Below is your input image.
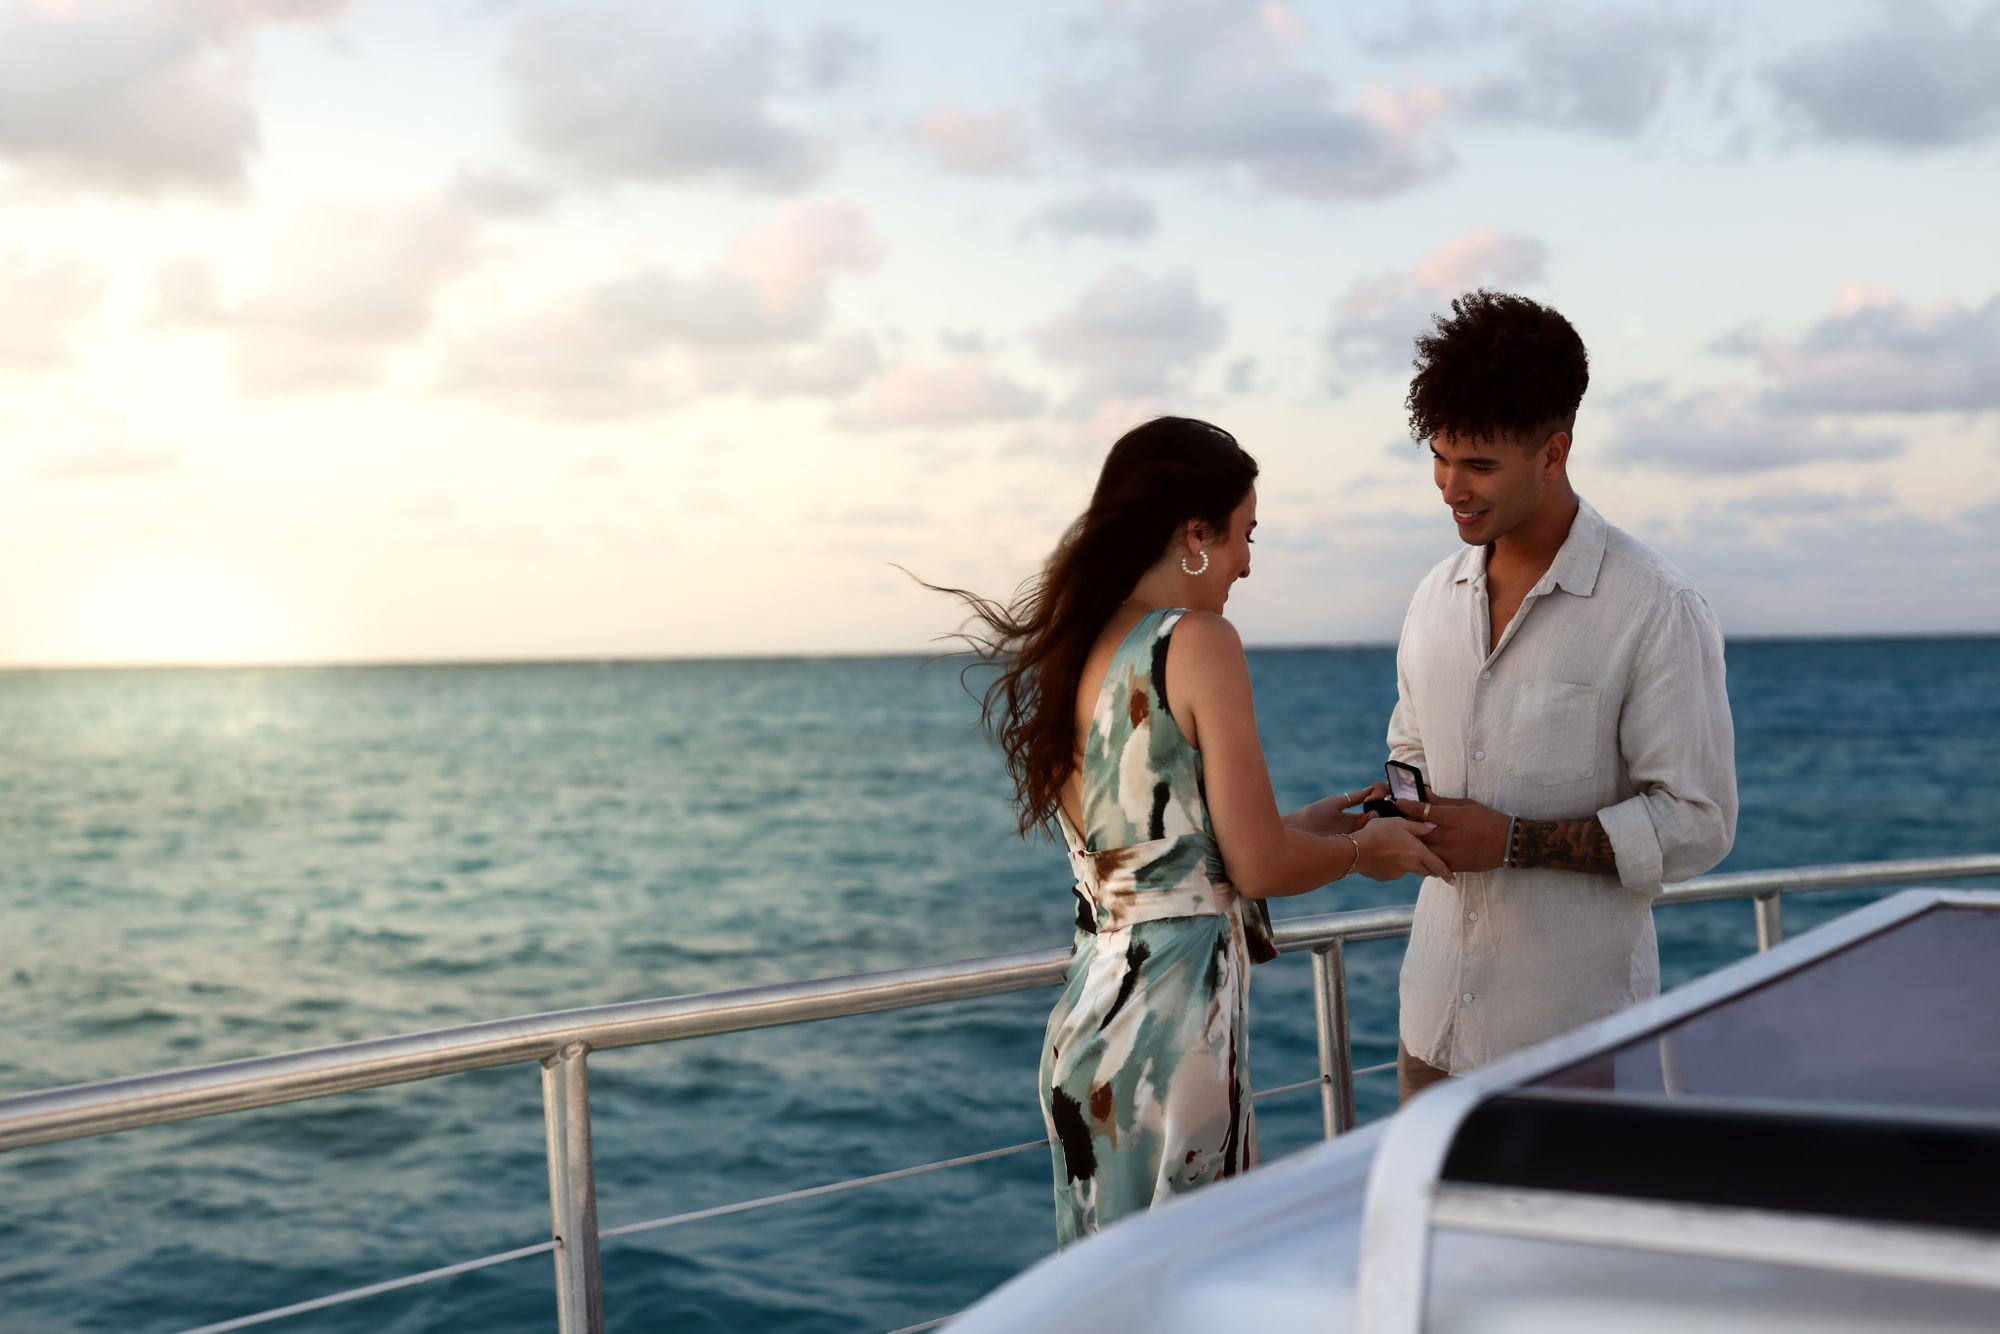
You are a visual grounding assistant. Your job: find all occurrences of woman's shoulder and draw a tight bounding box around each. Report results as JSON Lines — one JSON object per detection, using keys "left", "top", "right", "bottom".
{"left": 1163, "top": 609, "right": 1246, "bottom": 671}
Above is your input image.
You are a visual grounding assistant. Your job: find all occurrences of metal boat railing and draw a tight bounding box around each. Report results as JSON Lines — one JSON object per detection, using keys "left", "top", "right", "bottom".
{"left": 4, "top": 854, "right": 1998, "bottom": 1333}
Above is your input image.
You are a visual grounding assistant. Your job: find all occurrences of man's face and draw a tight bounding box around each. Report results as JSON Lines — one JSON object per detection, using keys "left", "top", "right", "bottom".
{"left": 1431, "top": 430, "right": 1555, "bottom": 547}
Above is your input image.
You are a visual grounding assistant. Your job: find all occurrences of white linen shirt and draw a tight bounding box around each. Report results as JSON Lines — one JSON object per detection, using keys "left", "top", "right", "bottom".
{"left": 1390, "top": 497, "right": 1737, "bottom": 1073}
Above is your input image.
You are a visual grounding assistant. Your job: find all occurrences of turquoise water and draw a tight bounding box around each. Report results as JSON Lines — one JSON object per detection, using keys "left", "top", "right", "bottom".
{"left": 3, "top": 638, "right": 1998, "bottom": 1332}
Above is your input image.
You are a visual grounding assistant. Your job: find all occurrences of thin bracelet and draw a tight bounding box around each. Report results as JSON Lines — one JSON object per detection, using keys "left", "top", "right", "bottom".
{"left": 1502, "top": 815, "right": 1520, "bottom": 868}
{"left": 1337, "top": 832, "right": 1362, "bottom": 879}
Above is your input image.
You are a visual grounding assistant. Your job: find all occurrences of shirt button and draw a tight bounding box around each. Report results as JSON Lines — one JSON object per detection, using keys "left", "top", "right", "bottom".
{"left": 1461, "top": 993, "right": 1474, "bottom": 1003}
{"left": 1468, "top": 910, "right": 1478, "bottom": 921}
{"left": 1474, "top": 750, "right": 1485, "bottom": 761}
{"left": 1482, "top": 671, "right": 1492, "bottom": 680}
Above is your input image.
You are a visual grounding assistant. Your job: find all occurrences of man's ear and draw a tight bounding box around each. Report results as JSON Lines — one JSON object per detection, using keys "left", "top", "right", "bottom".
{"left": 1541, "top": 430, "right": 1572, "bottom": 477}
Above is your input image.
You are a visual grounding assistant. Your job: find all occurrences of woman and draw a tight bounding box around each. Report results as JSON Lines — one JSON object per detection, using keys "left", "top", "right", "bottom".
{"left": 940, "top": 417, "right": 1451, "bottom": 1245}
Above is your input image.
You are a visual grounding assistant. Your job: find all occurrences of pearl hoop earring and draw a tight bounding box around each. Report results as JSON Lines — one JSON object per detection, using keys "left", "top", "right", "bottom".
{"left": 1181, "top": 549, "right": 1210, "bottom": 576}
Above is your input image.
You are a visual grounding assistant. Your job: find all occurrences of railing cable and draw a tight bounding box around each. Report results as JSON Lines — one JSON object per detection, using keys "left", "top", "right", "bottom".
{"left": 164, "top": 1073, "right": 1373, "bottom": 1333}
{"left": 602, "top": 1139, "right": 1045, "bottom": 1240}
{"left": 175, "top": 1240, "right": 557, "bottom": 1334}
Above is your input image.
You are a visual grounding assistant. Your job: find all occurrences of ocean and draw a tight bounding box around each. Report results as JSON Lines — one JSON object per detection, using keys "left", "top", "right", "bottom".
{"left": 3, "top": 637, "right": 1998, "bottom": 1332}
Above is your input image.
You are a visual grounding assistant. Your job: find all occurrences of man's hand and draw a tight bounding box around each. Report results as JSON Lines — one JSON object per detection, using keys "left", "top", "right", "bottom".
{"left": 1395, "top": 795, "right": 1508, "bottom": 873}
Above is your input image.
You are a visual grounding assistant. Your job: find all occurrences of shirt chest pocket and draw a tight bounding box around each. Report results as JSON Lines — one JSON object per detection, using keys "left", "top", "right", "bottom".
{"left": 1504, "top": 681, "right": 1601, "bottom": 787}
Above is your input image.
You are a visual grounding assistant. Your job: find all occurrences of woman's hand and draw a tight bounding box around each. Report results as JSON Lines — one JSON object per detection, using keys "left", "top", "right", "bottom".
{"left": 1327, "top": 781, "right": 1389, "bottom": 836}
{"left": 1291, "top": 782, "right": 1389, "bottom": 836}
{"left": 1352, "top": 816, "right": 1455, "bottom": 884}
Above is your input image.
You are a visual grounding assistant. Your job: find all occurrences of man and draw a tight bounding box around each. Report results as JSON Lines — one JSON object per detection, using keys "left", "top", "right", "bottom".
{"left": 1387, "top": 290, "right": 1737, "bottom": 1100}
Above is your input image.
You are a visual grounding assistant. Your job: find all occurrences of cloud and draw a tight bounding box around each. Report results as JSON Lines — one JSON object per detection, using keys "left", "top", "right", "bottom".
{"left": 1356, "top": 2, "right": 1468, "bottom": 58}
{"left": 34, "top": 436, "right": 186, "bottom": 482}
{"left": 0, "top": 253, "right": 108, "bottom": 368}
{"left": 915, "top": 108, "right": 1031, "bottom": 176}
{"left": 437, "top": 304, "right": 676, "bottom": 419}
{"left": 799, "top": 25, "right": 880, "bottom": 93}
{"left": 445, "top": 167, "right": 556, "bottom": 218}
{"left": 1719, "top": 483, "right": 1895, "bottom": 519}
{"left": 437, "top": 199, "right": 881, "bottom": 417}
{"left": 0, "top": 0, "right": 352, "bottom": 195}
{"left": 224, "top": 200, "right": 479, "bottom": 394}
{"left": 1747, "top": 286, "right": 2000, "bottom": 414}
{"left": 1024, "top": 187, "right": 1158, "bottom": 242}
{"left": 394, "top": 490, "right": 458, "bottom": 522}
{"left": 149, "top": 256, "right": 224, "bottom": 326}
{"left": 1769, "top": 3, "right": 2000, "bottom": 148}
{"left": 1327, "top": 229, "right": 1549, "bottom": 375}
{"left": 1460, "top": 4, "right": 1710, "bottom": 136}
{"left": 504, "top": 1, "right": 829, "bottom": 191}
{"left": 1644, "top": 499, "right": 2000, "bottom": 636}
{"left": 691, "top": 198, "right": 882, "bottom": 341}
{"left": 803, "top": 504, "right": 927, "bottom": 527}
{"left": 1043, "top": 0, "right": 1449, "bottom": 199}
{"left": 1034, "top": 267, "right": 1227, "bottom": 404}
{"left": 1602, "top": 388, "right": 1904, "bottom": 474}
{"left": 838, "top": 357, "right": 1046, "bottom": 430}
{"left": 695, "top": 332, "right": 883, "bottom": 399}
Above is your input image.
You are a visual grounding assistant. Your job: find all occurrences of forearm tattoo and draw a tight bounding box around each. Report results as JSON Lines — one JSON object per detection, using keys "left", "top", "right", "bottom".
{"left": 1514, "top": 817, "right": 1618, "bottom": 875}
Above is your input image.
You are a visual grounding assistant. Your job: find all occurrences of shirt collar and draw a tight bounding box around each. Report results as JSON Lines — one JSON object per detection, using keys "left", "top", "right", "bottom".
{"left": 1451, "top": 496, "right": 1607, "bottom": 597}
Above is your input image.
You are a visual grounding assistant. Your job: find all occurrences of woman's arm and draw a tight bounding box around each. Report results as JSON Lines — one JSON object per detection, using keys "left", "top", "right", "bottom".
{"left": 1169, "top": 614, "right": 1451, "bottom": 898}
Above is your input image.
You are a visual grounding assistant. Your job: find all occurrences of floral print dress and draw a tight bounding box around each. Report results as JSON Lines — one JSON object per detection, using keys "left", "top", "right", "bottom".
{"left": 1042, "top": 607, "right": 1277, "bottom": 1246}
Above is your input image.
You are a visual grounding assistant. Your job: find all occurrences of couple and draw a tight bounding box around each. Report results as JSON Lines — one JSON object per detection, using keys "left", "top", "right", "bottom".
{"left": 944, "top": 291, "right": 1738, "bottom": 1245}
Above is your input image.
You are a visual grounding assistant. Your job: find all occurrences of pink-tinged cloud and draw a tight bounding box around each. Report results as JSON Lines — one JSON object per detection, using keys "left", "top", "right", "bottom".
{"left": 0, "top": 252, "right": 107, "bottom": 367}
{"left": 843, "top": 358, "right": 1045, "bottom": 429}
{"left": 1328, "top": 230, "right": 1549, "bottom": 377}
{"left": 1412, "top": 229, "right": 1547, "bottom": 292}
{"left": 725, "top": 199, "right": 882, "bottom": 319}
{"left": 915, "top": 108, "right": 1030, "bottom": 175}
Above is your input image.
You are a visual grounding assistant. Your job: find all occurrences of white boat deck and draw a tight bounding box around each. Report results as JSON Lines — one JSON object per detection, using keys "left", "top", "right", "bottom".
{"left": 952, "top": 888, "right": 2000, "bottom": 1333}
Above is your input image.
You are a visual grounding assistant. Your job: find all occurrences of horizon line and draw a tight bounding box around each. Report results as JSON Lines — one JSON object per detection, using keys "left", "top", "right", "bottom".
{"left": 4, "top": 627, "right": 1997, "bottom": 674}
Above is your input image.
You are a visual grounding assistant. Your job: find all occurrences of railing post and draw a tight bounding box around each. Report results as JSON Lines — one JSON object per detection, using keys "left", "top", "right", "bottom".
{"left": 1754, "top": 891, "right": 1783, "bottom": 952}
{"left": 1311, "top": 942, "right": 1357, "bottom": 1137}
{"left": 542, "top": 1043, "right": 605, "bottom": 1334}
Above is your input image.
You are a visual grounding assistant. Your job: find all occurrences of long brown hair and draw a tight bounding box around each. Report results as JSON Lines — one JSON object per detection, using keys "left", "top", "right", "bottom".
{"left": 931, "top": 417, "right": 1258, "bottom": 838}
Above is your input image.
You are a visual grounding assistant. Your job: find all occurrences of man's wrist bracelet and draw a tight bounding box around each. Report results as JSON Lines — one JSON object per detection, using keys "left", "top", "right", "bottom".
{"left": 1503, "top": 815, "right": 1520, "bottom": 868}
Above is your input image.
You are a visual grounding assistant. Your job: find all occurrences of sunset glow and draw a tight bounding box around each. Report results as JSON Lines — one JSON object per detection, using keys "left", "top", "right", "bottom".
{"left": 68, "top": 559, "right": 290, "bottom": 667}
{"left": 0, "top": 1, "right": 1995, "bottom": 667}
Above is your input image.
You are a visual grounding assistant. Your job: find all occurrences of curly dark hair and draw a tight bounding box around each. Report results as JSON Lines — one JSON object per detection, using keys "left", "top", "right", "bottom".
{"left": 1405, "top": 289, "right": 1589, "bottom": 444}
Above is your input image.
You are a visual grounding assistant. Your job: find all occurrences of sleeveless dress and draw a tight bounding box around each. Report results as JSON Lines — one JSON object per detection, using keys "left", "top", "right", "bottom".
{"left": 1041, "top": 607, "right": 1277, "bottom": 1246}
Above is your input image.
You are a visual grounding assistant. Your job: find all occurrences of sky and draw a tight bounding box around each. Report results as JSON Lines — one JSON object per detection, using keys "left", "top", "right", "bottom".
{"left": 2, "top": 0, "right": 1997, "bottom": 667}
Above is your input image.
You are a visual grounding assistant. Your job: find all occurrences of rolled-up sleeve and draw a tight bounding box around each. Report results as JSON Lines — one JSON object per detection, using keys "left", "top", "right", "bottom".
{"left": 1596, "top": 589, "right": 1738, "bottom": 894}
